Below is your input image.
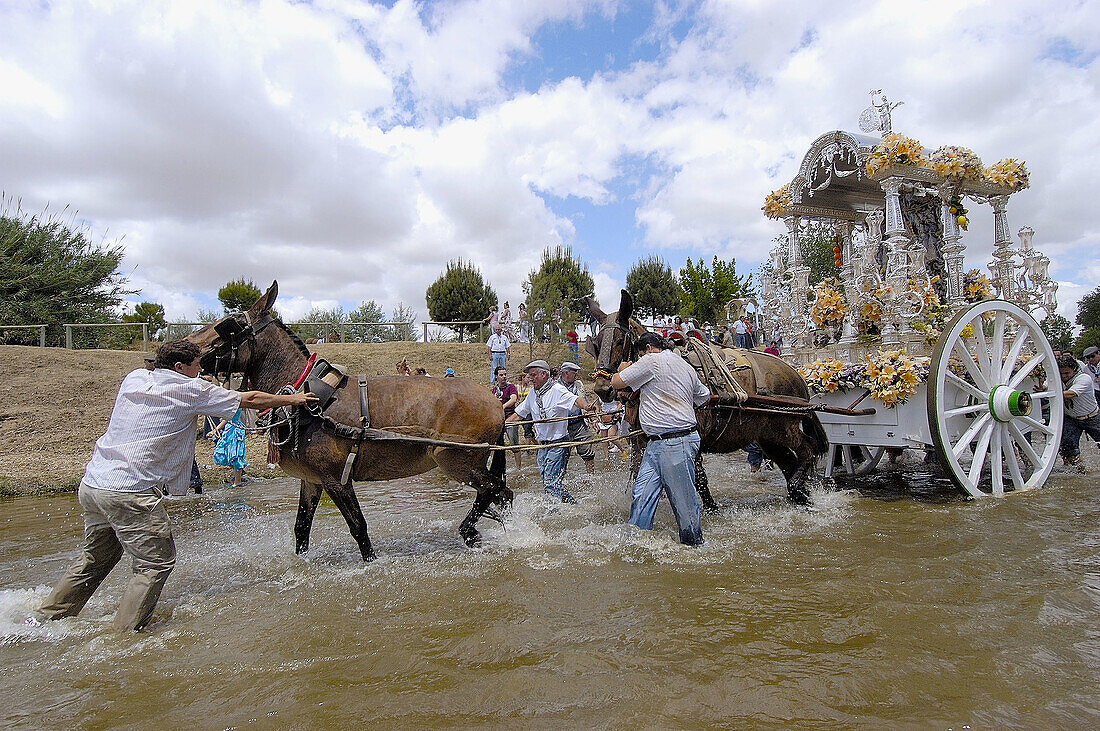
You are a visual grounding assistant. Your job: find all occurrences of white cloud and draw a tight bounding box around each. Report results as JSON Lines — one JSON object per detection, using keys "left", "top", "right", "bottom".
{"left": 0, "top": 0, "right": 1097, "bottom": 330}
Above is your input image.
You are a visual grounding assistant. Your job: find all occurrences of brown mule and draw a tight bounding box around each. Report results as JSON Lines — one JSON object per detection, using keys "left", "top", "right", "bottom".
{"left": 584, "top": 290, "right": 827, "bottom": 505}
{"left": 187, "top": 282, "right": 510, "bottom": 560}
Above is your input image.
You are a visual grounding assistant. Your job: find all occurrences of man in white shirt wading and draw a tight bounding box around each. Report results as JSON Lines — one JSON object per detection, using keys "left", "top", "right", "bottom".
{"left": 559, "top": 361, "right": 596, "bottom": 474}
{"left": 1058, "top": 353, "right": 1100, "bottom": 467}
{"left": 38, "top": 340, "right": 314, "bottom": 632}
{"left": 508, "top": 360, "right": 594, "bottom": 503}
{"left": 611, "top": 332, "right": 711, "bottom": 545}
{"left": 486, "top": 324, "right": 511, "bottom": 384}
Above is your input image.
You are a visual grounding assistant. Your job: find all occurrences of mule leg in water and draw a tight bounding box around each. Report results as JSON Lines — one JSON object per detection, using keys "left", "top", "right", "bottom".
{"left": 324, "top": 483, "right": 376, "bottom": 561}
{"left": 694, "top": 452, "right": 719, "bottom": 513}
{"left": 294, "top": 481, "right": 323, "bottom": 555}
{"left": 759, "top": 430, "right": 816, "bottom": 505}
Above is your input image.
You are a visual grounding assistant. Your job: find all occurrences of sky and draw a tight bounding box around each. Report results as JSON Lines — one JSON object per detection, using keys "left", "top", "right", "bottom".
{"left": 2, "top": 0, "right": 1098, "bottom": 328}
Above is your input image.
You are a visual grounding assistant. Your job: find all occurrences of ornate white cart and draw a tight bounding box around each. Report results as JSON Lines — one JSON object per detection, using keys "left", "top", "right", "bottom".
{"left": 759, "top": 93, "right": 1063, "bottom": 497}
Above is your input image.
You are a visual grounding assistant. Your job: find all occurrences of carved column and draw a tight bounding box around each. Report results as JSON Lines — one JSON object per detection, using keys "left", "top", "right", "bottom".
{"left": 988, "top": 195, "right": 1016, "bottom": 301}
{"left": 880, "top": 178, "right": 911, "bottom": 344}
{"left": 938, "top": 185, "right": 967, "bottom": 311}
{"left": 838, "top": 221, "right": 858, "bottom": 347}
{"left": 785, "top": 215, "right": 810, "bottom": 349}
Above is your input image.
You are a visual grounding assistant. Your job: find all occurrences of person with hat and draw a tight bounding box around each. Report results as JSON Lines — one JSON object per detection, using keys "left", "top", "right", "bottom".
{"left": 611, "top": 331, "right": 710, "bottom": 545}
{"left": 1058, "top": 352, "right": 1100, "bottom": 467}
{"left": 508, "top": 359, "right": 594, "bottom": 503}
{"left": 444, "top": 367, "right": 456, "bottom": 378}
{"left": 558, "top": 362, "right": 596, "bottom": 474}
{"left": 1083, "top": 345, "right": 1100, "bottom": 403}
{"left": 37, "top": 339, "right": 316, "bottom": 632}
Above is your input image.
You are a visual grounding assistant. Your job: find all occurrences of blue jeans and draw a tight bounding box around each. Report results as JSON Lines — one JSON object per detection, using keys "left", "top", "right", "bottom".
{"left": 536, "top": 443, "right": 575, "bottom": 503}
{"left": 569, "top": 342, "right": 579, "bottom": 363}
{"left": 1060, "top": 411, "right": 1100, "bottom": 459}
{"left": 628, "top": 432, "right": 703, "bottom": 545}
{"left": 746, "top": 441, "right": 763, "bottom": 468}
{"left": 490, "top": 352, "right": 507, "bottom": 383}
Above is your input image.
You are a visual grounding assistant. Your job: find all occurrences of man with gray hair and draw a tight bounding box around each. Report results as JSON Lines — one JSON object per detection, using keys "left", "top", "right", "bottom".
{"left": 508, "top": 359, "right": 594, "bottom": 503}
{"left": 1058, "top": 352, "right": 1100, "bottom": 468}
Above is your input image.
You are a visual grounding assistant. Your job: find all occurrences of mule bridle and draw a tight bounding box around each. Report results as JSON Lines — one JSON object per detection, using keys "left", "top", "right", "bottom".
{"left": 592, "top": 320, "right": 635, "bottom": 381}
{"left": 209, "top": 311, "right": 276, "bottom": 388}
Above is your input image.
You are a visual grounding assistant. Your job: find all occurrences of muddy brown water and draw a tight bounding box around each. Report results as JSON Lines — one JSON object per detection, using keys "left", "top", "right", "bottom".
{"left": 2, "top": 448, "right": 1098, "bottom": 729}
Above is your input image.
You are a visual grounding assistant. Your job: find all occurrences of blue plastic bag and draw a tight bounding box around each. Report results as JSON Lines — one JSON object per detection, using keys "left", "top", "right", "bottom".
{"left": 212, "top": 410, "right": 248, "bottom": 471}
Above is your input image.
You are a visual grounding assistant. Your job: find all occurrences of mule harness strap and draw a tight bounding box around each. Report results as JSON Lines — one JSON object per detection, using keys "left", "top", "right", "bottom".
{"left": 591, "top": 319, "right": 636, "bottom": 381}
{"left": 339, "top": 375, "right": 370, "bottom": 485}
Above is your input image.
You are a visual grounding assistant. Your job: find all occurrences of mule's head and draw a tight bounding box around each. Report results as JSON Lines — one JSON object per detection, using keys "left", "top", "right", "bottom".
{"left": 187, "top": 281, "right": 279, "bottom": 379}
{"left": 587, "top": 289, "right": 644, "bottom": 402}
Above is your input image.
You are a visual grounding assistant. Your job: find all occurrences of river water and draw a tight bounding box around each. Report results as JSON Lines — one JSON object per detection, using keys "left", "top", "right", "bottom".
{"left": 2, "top": 448, "right": 1098, "bottom": 729}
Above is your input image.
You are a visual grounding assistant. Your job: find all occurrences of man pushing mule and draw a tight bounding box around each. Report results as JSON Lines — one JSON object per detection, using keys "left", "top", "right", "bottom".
{"left": 37, "top": 339, "right": 314, "bottom": 632}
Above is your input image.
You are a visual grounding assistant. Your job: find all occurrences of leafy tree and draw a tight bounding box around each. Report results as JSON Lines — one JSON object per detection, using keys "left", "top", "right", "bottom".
{"left": 523, "top": 245, "right": 594, "bottom": 326}
{"left": 389, "top": 302, "right": 418, "bottom": 342}
{"left": 1039, "top": 314, "right": 1074, "bottom": 351}
{"left": 1076, "top": 284, "right": 1100, "bottom": 331}
{"left": 425, "top": 259, "right": 496, "bottom": 341}
{"left": 196, "top": 308, "right": 221, "bottom": 324}
{"left": 1074, "top": 326, "right": 1100, "bottom": 355}
{"left": 799, "top": 221, "right": 843, "bottom": 286}
{"left": 626, "top": 255, "right": 681, "bottom": 322}
{"left": 298, "top": 305, "right": 346, "bottom": 341}
{"left": 346, "top": 300, "right": 385, "bottom": 342}
{"left": 123, "top": 301, "right": 167, "bottom": 339}
{"left": 679, "top": 255, "right": 752, "bottom": 324}
{"left": 218, "top": 277, "right": 262, "bottom": 313}
{"left": 0, "top": 210, "right": 129, "bottom": 346}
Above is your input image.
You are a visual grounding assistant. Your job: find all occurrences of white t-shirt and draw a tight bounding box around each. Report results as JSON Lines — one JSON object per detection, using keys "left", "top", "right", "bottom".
{"left": 733, "top": 320, "right": 747, "bottom": 335}
{"left": 514, "top": 382, "right": 578, "bottom": 442}
{"left": 83, "top": 368, "right": 242, "bottom": 495}
{"left": 1063, "top": 370, "right": 1099, "bottom": 419}
{"left": 618, "top": 350, "right": 710, "bottom": 435}
{"left": 486, "top": 333, "right": 510, "bottom": 353}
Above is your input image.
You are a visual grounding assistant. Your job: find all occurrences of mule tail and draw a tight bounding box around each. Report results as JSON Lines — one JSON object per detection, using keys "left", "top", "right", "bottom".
{"left": 802, "top": 412, "right": 829, "bottom": 456}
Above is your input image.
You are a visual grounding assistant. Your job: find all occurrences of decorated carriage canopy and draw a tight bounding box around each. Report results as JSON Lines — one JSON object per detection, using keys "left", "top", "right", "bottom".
{"left": 758, "top": 93, "right": 1057, "bottom": 354}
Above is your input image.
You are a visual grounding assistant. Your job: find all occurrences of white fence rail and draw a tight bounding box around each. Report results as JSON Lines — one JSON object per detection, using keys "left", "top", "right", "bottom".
{"left": 0, "top": 324, "right": 47, "bottom": 347}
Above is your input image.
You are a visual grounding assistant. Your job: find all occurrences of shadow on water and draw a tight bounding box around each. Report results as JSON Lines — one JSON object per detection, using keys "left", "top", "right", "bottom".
{"left": 829, "top": 456, "right": 971, "bottom": 504}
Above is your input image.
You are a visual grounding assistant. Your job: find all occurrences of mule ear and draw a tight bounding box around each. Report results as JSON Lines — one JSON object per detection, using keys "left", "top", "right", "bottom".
{"left": 584, "top": 295, "right": 607, "bottom": 326}
{"left": 584, "top": 335, "right": 598, "bottom": 359}
{"left": 250, "top": 280, "right": 278, "bottom": 317}
{"left": 617, "top": 289, "right": 634, "bottom": 325}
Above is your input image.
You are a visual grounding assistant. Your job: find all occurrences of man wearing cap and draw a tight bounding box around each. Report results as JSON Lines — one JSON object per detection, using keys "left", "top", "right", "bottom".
{"left": 37, "top": 339, "right": 316, "bottom": 632}
{"left": 508, "top": 360, "right": 594, "bottom": 503}
{"left": 559, "top": 362, "right": 596, "bottom": 474}
{"left": 1083, "top": 345, "right": 1100, "bottom": 403}
{"left": 1058, "top": 352, "right": 1100, "bottom": 468}
{"left": 611, "top": 332, "right": 710, "bottom": 545}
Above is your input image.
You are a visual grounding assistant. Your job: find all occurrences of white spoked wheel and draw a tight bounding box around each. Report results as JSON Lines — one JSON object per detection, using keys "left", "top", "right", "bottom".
{"left": 824, "top": 445, "right": 886, "bottom": 477}
{"left": 928, "top": 300, "right": 1064, "bottom": 497}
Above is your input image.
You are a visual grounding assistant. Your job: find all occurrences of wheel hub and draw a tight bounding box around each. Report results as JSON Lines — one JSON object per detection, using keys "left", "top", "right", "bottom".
{"left": 988, "top": 385, "right": 1032, "bottom": 422}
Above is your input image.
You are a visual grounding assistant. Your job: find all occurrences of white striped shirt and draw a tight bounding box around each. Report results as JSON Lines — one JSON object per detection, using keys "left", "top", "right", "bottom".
{"left": 83, "top": 368, "right": 241, "bottom": 495}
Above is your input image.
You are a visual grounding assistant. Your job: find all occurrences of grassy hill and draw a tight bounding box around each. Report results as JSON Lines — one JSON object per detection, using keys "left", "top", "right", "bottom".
{"left": 0, "top": 341, "right": 592, "bottom": 496}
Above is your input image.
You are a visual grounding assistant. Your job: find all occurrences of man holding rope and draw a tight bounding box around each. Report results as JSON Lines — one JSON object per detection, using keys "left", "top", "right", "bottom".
{"left": 38, "top": 339, "right": 315, "bottom": 632}
{"left": 508, "top": 359, "right": 595, "bottom": 503}
{"left": 611, "top": 332, "right": 710, "bottom": 545}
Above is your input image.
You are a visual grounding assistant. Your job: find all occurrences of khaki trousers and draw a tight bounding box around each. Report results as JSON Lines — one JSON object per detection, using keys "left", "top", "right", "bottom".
{"left": 39, "top": 483, "right": 176, "bottom": 632}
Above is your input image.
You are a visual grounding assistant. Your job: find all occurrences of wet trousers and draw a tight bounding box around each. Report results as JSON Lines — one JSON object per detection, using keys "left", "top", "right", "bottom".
{"left": 39, "top": 482, "right": 176, "bottom": 632}
{"left": 628, "top": 432, "right": 703, "bottom": 545}
{"left": 536, "top": 442, "right": 576, "bottom": 503}
{"left": 1060, "top": 411, "right": 1100, "bottom": 459}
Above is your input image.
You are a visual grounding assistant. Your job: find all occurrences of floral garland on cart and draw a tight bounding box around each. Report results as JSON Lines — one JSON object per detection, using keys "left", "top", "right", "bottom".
{"left": 800, "top": 349, "right": 931, "bottom": 407}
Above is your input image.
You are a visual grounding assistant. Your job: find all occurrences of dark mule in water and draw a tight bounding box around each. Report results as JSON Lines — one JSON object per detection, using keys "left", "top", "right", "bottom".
{"left": 584, "top": 290, "right": 828, "bottom": 504}
{"left": 187, "top": 282, "right": 510, "bottom": 559}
